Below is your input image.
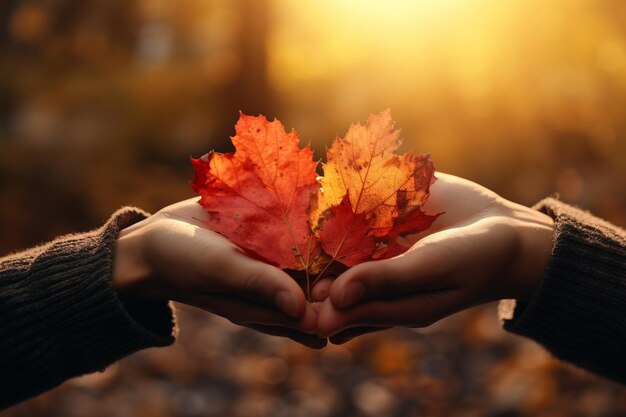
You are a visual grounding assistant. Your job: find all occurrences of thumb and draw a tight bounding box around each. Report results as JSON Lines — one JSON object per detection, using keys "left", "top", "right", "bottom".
{"left": 211, "top": 247, "right": 308, "bottom": 319}
{"left": 329, "top": 243, "right": 453, "bottom": 310}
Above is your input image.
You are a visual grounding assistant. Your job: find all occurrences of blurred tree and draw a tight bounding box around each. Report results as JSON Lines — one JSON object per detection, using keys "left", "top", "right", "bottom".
{"left": 211, "top": 0, "right": 275, "bottom": 149}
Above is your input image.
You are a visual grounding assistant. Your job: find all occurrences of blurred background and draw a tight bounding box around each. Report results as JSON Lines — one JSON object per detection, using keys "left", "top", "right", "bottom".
{"left": 2, "top": 0, "right": 625, "bottom": 416}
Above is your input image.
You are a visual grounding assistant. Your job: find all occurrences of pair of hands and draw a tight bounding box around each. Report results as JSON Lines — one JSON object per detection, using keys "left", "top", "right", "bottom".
{"left": 113, "top": 173, "right": 554, "bottom": 348}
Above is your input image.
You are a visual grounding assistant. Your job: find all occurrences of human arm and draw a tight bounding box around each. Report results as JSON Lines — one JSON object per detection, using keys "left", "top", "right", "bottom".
{"left": 0, "top": 207, "right": 173, "bottom": 409}
{"left": 315, "top": 173, "right": 626, "bottom": 383}
{"left": 1, "top": 198, "right": 322, "bottom": 409}
{"left": 498, "top": 197, "right": 626, "bottom": 383}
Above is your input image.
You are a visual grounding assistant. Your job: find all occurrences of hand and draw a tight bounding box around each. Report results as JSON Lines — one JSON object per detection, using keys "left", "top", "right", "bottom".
{"left": 313, "top": 173, "right": 554, "bottom": 344}
{"left": 112, "top": 198, "right": 326, "bottom": 348}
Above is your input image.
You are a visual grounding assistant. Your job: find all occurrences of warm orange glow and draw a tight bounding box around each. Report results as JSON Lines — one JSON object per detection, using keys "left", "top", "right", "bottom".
{"left": 266, "top": 0, "right": 626, "bottom": 218}
{"left": 2, "top": 1, "right": 626, "bottom": 416}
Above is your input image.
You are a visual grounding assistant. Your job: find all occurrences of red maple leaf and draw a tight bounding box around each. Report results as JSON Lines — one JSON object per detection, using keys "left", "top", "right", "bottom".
{"left": 191, "top": 113, "right": 322, "bottom": 275}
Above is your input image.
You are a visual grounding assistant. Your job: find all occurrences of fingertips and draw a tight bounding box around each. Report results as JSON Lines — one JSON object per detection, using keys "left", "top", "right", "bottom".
{"left": 309, "top": 301, "right": 324, "bottom": 314}
{"left": 255, "top": 265, "right": 307, "bottom": 318}
{"left": 296, "top": 303, "right": 319, "bottom": 334}
{"left": 227, "top": 254, "right": 307, "bottom": 318}
{"left": 329, "top": 263, "right": 375, "bottom": 310}
{"left": 315, "top": 299, "right": 349, "bottom": 338}
{"left": 270, "top": 279, "right": 306, "bottom": 319}
{"left": 275, "top": 290, "right": 302, "bottom": 318}
{"left": 337, "top": 281, "right": 365, "bottom": 309}
{"left": 311, "top": 278, "right": 333, "bottom": 301}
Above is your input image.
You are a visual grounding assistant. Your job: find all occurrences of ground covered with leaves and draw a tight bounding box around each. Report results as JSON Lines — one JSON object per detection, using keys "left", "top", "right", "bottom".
{"left": 8, "top": 303, "right": 626, "bottom": 417}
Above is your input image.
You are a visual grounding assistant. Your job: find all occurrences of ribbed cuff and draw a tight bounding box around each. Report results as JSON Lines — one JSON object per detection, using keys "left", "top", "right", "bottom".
{"left": 499, "top": 198, "right": 626, "bottom": 384}
{"left": 0, "top": 208, "right": 176, "bottom": 409}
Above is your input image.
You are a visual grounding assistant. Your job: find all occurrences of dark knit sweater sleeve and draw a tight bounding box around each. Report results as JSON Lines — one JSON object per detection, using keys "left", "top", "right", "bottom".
{"left": 0, "top": 208, "right": 176, "bottom": 409}
{"left": 499, "top": 198, "right": 626, "bottom": 384}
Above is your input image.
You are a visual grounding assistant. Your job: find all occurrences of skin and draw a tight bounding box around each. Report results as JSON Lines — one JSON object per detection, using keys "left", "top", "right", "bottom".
{"left": 112, "top": 198, "right": 327, "bottom": 349}
{"left": 112, "top": 173, "right": 554, "bottom": 348}
{"left": 312, "top": 172, "right": 555, "bottom": 344}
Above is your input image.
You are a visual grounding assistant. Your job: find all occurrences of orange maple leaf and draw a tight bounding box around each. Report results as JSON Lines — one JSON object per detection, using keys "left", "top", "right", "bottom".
{"left": 311, "top": 110, "right": 440, "bottom": 268}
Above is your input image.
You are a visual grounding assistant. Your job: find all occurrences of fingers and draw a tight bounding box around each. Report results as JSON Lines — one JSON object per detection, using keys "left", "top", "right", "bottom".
{"left": 317, "top": 289, "right": 465, "bottom": 337}
{"left": 146, "top": 210, "right": 309, "bottom": 319}
{"left": 179, "top": 293, "right": 317, "bottom": 333}
{"left": 311, "top": 278, "right": 333, "bottom": 301}
{"left": 180, "top": 292, "right": 326, "bottom": 348}
{"left": 328, "top": 242, "right": 454, "bottom": 310}
{"left": 247, "top": 324, "right": 327, "bottom": 349}
{"left": 205, "top": 245, "right": 308, "bottom": 319}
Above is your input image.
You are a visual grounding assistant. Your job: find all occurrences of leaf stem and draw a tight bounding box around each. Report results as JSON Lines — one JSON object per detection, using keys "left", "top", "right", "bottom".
{"left": 305, "top": 267, "right": 311, "bottom": 301}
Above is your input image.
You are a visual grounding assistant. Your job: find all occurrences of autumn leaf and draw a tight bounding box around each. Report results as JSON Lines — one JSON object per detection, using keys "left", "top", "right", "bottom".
{"left": 191, "top": 113, "right": 322, "bottom": 273}
{"left": 311, "top": 110, "right": 440, "bottom": 267}
{"left": 316, "top": 194, "right": 377, "bottom": 267}
{"left": 191, "top": 111, "right": 440, "bottom": 298}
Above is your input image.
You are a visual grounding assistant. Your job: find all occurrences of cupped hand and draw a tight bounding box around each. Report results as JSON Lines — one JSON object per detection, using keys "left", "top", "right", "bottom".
{"left": 313, "top": 173, "right": 554, "bottom": 344}
{"left": 112, "top": 198, "right": 326, "bottom": 348}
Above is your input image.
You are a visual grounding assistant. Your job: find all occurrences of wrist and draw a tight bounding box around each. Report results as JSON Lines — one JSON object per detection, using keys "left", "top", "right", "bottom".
{"left": 510, "top": 204, "right": 555, "bottom": 301}
{"left": 112, "top": 220, "right": 154, "bottom": 298}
